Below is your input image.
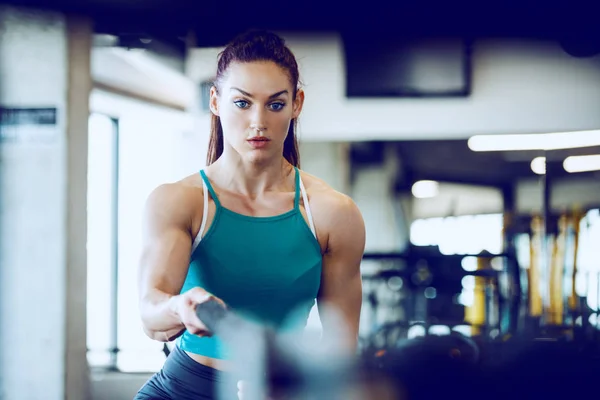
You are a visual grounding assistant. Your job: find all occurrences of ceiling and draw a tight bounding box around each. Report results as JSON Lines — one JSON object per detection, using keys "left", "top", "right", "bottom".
{"left": 6, "top": 0, "right": 600, "bottom": 191}
{"left": 7, "top": 0, "right": 600, "bottom": 55}
{"left": 350, "top": 140, "right": 600, "bottom": 190}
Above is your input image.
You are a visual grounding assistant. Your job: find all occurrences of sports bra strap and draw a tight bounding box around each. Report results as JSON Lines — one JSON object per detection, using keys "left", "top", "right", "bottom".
{"left": 199, "top": 170, "right": 221, "bottom": 208}
{"left": 293, "top": 167, "right": 301, "bottom": 210}
{"left": 299, "top": 174, "right": 317, "bottom": 238}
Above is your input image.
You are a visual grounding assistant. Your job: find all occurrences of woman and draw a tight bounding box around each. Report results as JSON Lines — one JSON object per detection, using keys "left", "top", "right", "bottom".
{"left": 135, "top": 29, "right": 366, "bottom": 400}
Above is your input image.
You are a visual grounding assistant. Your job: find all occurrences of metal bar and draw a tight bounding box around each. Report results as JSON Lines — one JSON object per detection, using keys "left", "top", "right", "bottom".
{"left": 597, "top": 272, "right": 600, "bottom": 337}
{"left": 110, "top": 117, "right": 120, "bottom": 370}
{"left": 540, "top": 151, "right": 552, "bottom": 328}
{"left": 502, "top": 183, "right": 521, "bottom": 336}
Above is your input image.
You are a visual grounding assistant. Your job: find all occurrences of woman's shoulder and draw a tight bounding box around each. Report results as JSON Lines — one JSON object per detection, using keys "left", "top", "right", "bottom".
{"left": 299, "top": 169, "right": 362, "bottom": 220}
{"left": 145, "top": 173, "right": 204, "bottom": 217}
{"left": 299, "top": 169, "right": 365, "bottom": 249}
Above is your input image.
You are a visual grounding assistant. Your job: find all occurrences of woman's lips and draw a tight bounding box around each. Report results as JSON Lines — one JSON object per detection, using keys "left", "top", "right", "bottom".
{"left": 247, "top": 137, "right": 270, "bottom": 149}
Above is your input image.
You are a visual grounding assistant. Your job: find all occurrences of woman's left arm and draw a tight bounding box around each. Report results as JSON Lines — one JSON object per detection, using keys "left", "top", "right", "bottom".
{"left": 317, "top": 195, "right": 366, "bottom": 353}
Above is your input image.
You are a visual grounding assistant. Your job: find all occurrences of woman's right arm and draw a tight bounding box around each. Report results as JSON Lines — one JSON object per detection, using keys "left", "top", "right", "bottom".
{"left": 137, "top": 183, "right": 218, "bottom": 342}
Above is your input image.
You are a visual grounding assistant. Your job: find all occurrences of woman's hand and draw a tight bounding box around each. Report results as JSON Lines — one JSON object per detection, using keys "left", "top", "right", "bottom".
{"left": 174, "top": 287, "right": 227, "bottom": 337}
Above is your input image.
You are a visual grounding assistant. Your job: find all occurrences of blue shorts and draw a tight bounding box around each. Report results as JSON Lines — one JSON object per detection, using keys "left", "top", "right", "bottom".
{"left": 133, "top": 345, "right": 237, "bottom": 400}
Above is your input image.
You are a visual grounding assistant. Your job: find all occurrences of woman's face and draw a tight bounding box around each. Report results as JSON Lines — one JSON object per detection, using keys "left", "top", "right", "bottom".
{"left": 210, "top": 61, "right": 304, "bottom": 165}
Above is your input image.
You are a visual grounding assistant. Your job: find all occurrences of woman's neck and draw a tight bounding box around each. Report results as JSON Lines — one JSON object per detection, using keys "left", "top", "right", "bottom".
{"left": 210, "top": 152, "right": 294, "bottom": 198}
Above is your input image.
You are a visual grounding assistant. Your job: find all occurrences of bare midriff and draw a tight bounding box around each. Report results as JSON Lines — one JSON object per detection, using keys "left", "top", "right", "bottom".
{"left": 184, "top": 351, "right": 232, "bottom": 371}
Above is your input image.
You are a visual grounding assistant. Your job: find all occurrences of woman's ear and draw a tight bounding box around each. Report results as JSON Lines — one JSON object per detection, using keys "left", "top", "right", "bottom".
{"left": 209, "top": 86, "right": 219, "bottom": 116}
{"left": 292, "top": 88, "right": 305, "bottom": 119}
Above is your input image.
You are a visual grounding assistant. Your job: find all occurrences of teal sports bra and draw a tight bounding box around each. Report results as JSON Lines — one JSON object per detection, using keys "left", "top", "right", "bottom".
{"left": 176, "top": 167, "right": 323, "bottom": 359}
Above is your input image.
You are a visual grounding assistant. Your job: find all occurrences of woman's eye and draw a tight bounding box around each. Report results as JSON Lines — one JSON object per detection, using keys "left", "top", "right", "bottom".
{"left": 234, "top": 100, "right": 249, "bottom": 109}
{"left": 269, "top": 102, "right": 285, "bottom": 111}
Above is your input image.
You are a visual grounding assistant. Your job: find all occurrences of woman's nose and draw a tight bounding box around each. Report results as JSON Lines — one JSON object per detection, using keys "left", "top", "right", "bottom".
{"left": 249, "top": 109, "right": 267, "bottom": 132}
{"left": 250, "top": 124, "right": 266, "bottom": 132}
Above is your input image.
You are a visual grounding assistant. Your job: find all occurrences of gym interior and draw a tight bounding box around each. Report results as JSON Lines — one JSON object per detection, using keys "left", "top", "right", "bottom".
{"left": 1, "top": 2, "right": 599, "bottom": 399}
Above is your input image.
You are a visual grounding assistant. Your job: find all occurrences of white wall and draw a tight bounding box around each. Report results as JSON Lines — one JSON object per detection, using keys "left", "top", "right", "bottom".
{"left": 186, "top": 34, "right": 600, "bottom": 142}
{"left": 0, "top": 9, "right": 67, "bottom": 398}
{"left": 298, "top": 141, "right": 350, "bottom": 194}
{"left": 0, "top": 6, "right": 91, "bottom": 400}
{"left": 91, "top": 47, "right": 196, "bottom": 111}
{"left": 351, "top": 146, "right": 410, "bottom": 253}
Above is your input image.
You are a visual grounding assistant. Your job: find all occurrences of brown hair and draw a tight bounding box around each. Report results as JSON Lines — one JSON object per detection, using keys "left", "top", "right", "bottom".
{"left": 206, "top": 30, "right": 301, "bottom": 167}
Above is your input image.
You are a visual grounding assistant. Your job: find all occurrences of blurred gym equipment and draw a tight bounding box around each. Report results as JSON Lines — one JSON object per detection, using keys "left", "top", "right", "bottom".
{"left": 195, "top": 298, "right": 485, "bottom": 400}
{"left": 196, "top": 296, "right": 598, "bottom": 400}
{"left": 195, "top": 299, "right": 364, "bottom": 400}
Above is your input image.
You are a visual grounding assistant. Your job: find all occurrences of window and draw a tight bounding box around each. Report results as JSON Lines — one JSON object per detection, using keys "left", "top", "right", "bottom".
{"left": 410, "top": 213, "right": 504, "bottom": 256}
{"left": 87, "top": 90, "right": 199, "bottom": 372}
{"left": 86, "top": 113, "right": 119, "bottom": 368}
{"left": 115, "top": 109, "right": 186, "bottom": 372}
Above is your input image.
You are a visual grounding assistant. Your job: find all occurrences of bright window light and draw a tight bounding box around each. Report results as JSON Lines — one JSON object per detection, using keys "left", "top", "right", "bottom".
{"left": 468, "top": 130, "right": 600, "bottom": 152}
{"left": 563, "top": 154, "right": 600, "bottom": 173}
{"left": 530, "top": 156, "right": 546, "bottom": 175}
{"left": 411, "top": 180, "right": 439, "bottom": 198}
{"left": 410, "top": 214, "right": 503, "bottom": 255}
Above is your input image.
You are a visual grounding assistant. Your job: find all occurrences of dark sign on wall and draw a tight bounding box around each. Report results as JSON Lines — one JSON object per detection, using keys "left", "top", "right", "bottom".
{"left": 0, "top": 107, "right": 58, "bottom": 143}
